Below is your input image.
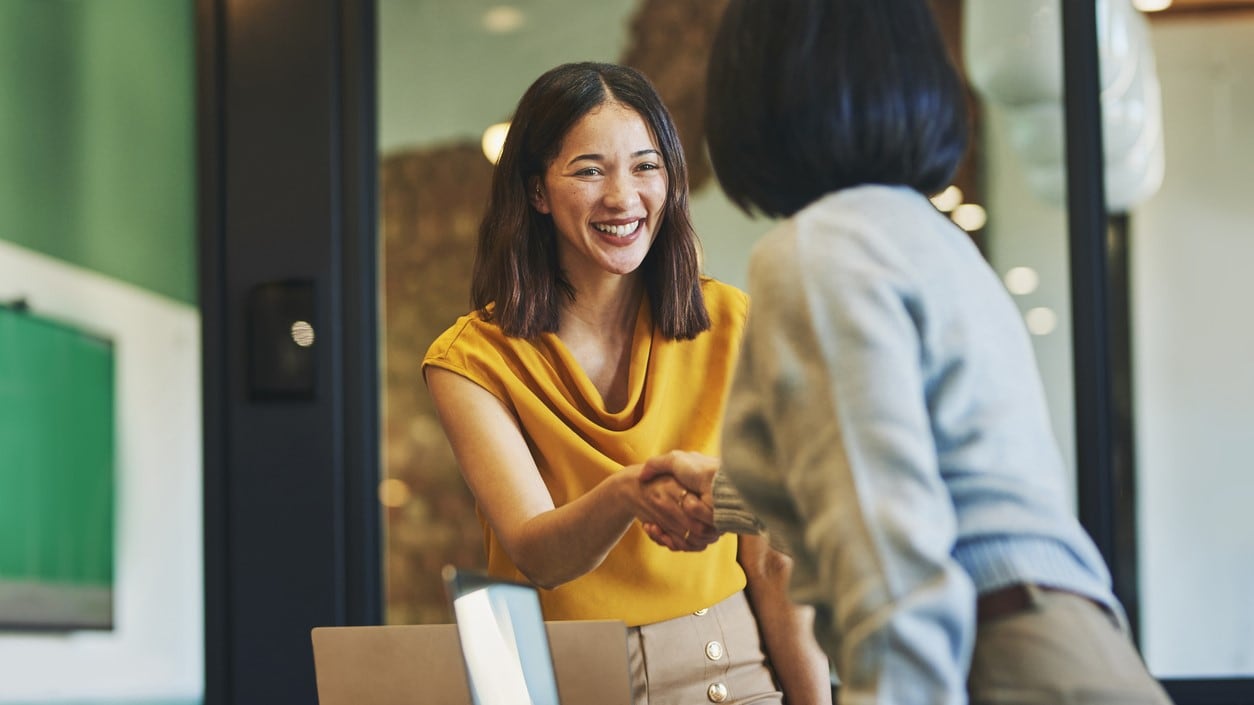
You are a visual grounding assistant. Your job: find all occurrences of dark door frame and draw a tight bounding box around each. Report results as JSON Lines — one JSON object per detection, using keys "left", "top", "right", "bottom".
{"left": 197, "top": 0, "right": 380, "bottom": 702}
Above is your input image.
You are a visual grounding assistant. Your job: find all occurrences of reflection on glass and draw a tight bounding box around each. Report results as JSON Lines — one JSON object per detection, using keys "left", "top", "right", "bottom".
{"left": 964, "top": 0, "right": 1078, "bottom": 493}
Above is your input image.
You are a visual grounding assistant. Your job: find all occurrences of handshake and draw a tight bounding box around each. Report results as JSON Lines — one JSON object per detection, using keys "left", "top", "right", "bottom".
{"left": 632, "top": 450, "right": 724, "bottom": 552}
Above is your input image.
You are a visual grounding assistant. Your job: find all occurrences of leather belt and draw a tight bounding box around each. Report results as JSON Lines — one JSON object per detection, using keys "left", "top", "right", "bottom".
{"left": 976, "top": 583, "right": 1101, "bottom": 622}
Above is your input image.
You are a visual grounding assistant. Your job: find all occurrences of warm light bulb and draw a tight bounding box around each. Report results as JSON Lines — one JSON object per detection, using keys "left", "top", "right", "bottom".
{"left": 930, "top": 185, "right": 963, "bottom": 212}
{"left": 1025, "top": 307, "right": 1058, "bottom": 336}
{"left": 481, "top": 122, "right": 510, "bottom": 165}
{"left": 951, "top": 203, "right": 988, "bottom": 232}
{"left": 1003, "top": 266, "right": 1040, "bottom": 296}
{"left": 378, "top": 478, "right": 413, "bottom": 508}
{"left": 1132, "top": 0, "right": 1171, "bottom": 12}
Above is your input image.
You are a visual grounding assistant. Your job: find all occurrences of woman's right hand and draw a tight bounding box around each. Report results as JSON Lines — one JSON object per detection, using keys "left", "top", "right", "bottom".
{"left": 635, "top": 451, "right": 723, "bottom": 551}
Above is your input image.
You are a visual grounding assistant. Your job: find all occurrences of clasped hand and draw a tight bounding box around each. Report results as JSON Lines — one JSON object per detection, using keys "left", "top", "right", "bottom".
{"left": 634, "top": 450, "right": 722, "bottom": 552}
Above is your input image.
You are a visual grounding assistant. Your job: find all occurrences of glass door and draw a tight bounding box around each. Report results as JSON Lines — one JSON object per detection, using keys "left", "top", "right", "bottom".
{"left": 375, "top": 0, "right": 751, "bottom": 625}
{"left": 375, "top": 5, "right": 1254, "bottom": 701}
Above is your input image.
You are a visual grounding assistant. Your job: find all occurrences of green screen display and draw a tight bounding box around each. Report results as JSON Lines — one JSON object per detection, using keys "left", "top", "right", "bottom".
{"left": 0, "top": 304, "right": 115, "bottom": 630}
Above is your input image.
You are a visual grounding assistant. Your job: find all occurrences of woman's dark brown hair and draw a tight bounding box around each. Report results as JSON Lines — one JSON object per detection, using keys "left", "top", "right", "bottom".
{"left": 471, "top": 62, "right": 709, "bottom": 340}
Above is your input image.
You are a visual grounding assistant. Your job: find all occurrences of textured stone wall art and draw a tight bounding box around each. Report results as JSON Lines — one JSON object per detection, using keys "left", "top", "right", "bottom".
{"left": 380, "top": 142, "right": 494, "bottom": 625}
{"left": 620, "top": 0, "right": 730, "bottom": 191}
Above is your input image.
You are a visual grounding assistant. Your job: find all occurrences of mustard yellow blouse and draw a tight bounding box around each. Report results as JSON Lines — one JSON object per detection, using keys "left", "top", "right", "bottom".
{"left": 422, "top": 278, "right": 749, "bottom": 626}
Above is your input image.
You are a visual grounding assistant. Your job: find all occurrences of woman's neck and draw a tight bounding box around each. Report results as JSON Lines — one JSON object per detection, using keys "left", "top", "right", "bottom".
{"left": 559, "top": 272, "right": 644, "bottom": 342}
{"left": 556, "top": 273, "right": 644, "bottom": 411}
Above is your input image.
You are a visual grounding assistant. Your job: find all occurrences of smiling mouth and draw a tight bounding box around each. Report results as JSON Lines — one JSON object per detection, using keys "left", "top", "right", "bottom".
{"left": 593, "top": 220, "right": 643, "bottom": 238}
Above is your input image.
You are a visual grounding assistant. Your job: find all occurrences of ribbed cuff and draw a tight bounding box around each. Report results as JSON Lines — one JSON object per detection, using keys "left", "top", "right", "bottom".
{"left": 711, "top": 471, "right": 764, "bottom": 535}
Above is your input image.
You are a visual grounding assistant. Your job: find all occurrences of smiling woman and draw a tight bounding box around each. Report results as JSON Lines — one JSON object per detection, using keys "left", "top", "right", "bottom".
{"left": 374, "top": 0, "right": 752, "bottom": 633}
{"left": 532, "top": 102, "right": 668, "bottom": 284}
{"left": 419, "top": 62, "right": 832, "bottom": 705}
{"left": 467, "top": 62, "right": 706, "bottom": 342}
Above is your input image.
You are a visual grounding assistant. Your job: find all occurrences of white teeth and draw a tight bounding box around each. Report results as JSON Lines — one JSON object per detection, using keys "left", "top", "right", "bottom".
{"left": 593, "top": 220, "right": 641, "bottom": 237}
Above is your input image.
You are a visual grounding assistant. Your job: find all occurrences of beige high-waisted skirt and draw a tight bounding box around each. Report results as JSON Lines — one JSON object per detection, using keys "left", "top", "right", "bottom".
{"left": 627, "top": 590, "right": 782, "bottom": 705}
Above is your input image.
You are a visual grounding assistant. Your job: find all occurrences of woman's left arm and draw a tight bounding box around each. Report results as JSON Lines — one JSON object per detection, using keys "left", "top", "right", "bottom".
{"left": 740, "top": 534, "right": 832, "bottom": 705}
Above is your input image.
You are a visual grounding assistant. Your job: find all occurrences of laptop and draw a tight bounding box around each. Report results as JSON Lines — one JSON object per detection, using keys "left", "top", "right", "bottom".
{"left": 311, "top": 569, "right": 632, "bottom": 705}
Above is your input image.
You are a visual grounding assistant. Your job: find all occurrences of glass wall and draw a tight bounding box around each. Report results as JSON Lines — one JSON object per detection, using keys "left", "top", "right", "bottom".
{"left": 376, "top": 0, "right": 764, "bottom": 625}
{"left": 969, "top": 0, "right": 1254, "bottom": 684}
{"left": 377, "top": 1, "right": 1254, "bottom": 691}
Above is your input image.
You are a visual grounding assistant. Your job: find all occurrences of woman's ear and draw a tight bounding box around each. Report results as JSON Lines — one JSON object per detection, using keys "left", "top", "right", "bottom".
{"left": 530, "top": 179, "right": 550, "bottom": 214}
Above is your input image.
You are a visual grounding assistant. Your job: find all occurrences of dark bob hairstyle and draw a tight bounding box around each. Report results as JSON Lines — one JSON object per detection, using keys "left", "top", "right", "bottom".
{"left": 472, "top": 62, "right": 709, "bottom": 340}
{"left": 705, "top": 0, "right": 969, "bottom": 218}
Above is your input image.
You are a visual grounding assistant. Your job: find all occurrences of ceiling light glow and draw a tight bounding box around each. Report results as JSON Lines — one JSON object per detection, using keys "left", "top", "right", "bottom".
{"left": 1132, "top": 0, "right": 1172, "bottom": 12}
{"left": 482, "top": 6, "right": 526, "bottom": 34}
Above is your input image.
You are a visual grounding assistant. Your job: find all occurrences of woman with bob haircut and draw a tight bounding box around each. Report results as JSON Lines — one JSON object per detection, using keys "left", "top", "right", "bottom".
{"left": 640, "top": 1, "right": 1175, "bottom": 704}
{"left": 423, "top": 62, "right": 831, "bottom": 705}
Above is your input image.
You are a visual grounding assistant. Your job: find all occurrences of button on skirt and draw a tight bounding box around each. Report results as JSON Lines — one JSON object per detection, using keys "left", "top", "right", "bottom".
{"left": 627, "top": 590, "right": 782, "bottom": 705}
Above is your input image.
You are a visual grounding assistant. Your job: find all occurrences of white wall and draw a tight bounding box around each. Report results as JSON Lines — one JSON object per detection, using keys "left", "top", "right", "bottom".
{"left": 1132, "top": 14, "right": 1254, "bottom": 678}
{"left": 0, "top": 241, "right": 202, "bottom": 702}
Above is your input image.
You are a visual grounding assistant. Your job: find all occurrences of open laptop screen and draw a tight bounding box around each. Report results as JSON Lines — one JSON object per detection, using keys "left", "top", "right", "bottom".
{"left": 443, "top": 566, "right": 561, "bottom": 705}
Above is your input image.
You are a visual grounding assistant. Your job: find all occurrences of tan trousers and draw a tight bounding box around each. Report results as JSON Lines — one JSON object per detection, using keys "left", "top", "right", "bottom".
{"left": 969, "top": 584, "right": 1175, "bottom": 705}
{"left": 627, "top": 590, "right": 782, "bottom": 705}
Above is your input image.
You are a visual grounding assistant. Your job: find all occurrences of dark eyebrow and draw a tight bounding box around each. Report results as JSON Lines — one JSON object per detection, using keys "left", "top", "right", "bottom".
{"left": 565, "top": 149, "right": 661, "bottom": 168}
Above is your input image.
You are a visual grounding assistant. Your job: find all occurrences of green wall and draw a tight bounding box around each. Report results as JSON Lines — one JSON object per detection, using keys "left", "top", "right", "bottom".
{"left": 0, "top": 0, "right": 196, "bottom": 305}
